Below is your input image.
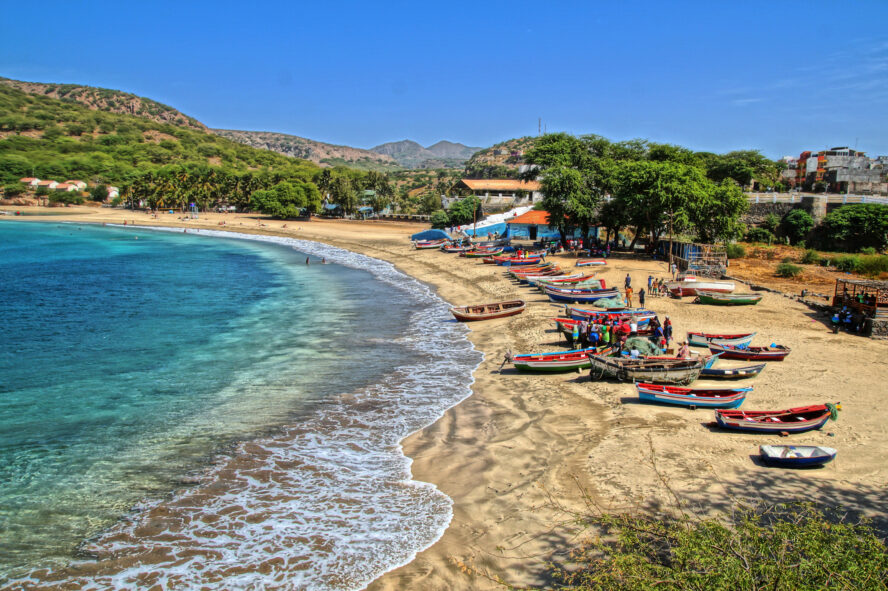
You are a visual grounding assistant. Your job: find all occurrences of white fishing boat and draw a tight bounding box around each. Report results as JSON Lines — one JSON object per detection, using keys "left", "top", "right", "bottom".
{"left": 667, "top": 274, "right": 735, "bottom": 297}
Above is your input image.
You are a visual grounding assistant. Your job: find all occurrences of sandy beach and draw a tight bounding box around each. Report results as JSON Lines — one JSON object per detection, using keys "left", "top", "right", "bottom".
{"left": 4, "top": 206, "right": 888, "bottom": 590}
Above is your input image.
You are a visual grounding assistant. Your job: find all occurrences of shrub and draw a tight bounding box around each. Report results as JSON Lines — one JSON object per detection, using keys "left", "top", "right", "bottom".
{"left": 764, "top": 248, "right": 777, "bottom": 260}
{"left": 776, "top": 262, "right": 803, "bottom": 277}
{"left": 834, "top": 255, "right": 862, "bottom": 273}
{"left": 725, "top": 243, "right": 746, "bottom": 259}
{"left": 780, "top": 209, "right": 815, "bottom": 245}
{"left": 800, "top": 249, "right": 821, "bottom": 264}
{"left": 544, "top": 502, "right": 888, "bottom": 591}
{"left": 819, "top": 203, "right": 888, "bottom": 252}
{"left": 858, "top": 255, "right": 888, "bottom": 277}
{"left": 3, "top": 184, "right": 25, "bottom": 197}
{"left": 860, "top": 246, "right": 877, "bottom": 255}
{"left": 429, "top": 209, "right": 450, "bottom": 229}
{"left": 762, "top": 212, "right": 780, "bottom": 233}
{"left": 781, "top": 256, "right": 793, "bottom": 264}
{"left": 745, "top": 227, "right": 774, "bottom": 243}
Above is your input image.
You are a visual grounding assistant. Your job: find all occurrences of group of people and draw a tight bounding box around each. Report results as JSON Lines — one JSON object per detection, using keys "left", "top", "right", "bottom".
{"left": 570, "top": 313, "right": 676, "bottom": 353}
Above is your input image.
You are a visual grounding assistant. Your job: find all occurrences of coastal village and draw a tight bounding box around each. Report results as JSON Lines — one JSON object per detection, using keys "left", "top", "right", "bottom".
{"left": 2, "top": 4, "right": 888, "bottom": 588}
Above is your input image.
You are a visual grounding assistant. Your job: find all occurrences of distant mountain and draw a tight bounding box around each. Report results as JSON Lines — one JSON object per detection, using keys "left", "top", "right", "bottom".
{"left": 0, "top": 77, "right": 207, "bottom": 131}
{"left": 212, "top": 129, "right": 400, "bottom": 171}
{"left": 369, "top": 139, "right": 481, "bottom": 169}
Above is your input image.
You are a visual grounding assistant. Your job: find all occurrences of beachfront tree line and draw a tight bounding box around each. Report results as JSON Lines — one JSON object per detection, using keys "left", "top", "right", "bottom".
{"left": 120, "top": 164, "right": 400, "bottom": 218}
{"left": 519, "top": 133, "right": 758, "bottom": 248}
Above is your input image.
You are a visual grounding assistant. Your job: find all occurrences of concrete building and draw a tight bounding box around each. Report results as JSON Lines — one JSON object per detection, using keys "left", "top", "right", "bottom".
{"left": 446, "top": 179, "right": 542, "bottom": 209}
{"left": 793, "top": 147, "right": 887, "bottom": 195}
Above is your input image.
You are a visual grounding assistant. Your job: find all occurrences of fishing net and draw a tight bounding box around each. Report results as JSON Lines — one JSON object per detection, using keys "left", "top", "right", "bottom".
{"left": 624, "top": 336, "right": 661, "bottom": 356}
{"left": 595, "top": 297, "right": 626, "bottom": 309}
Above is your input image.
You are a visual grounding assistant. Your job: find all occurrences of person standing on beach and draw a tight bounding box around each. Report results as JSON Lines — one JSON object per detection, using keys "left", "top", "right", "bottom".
{"left": 624, "top": 274, "right": 631, "bottom": 290}
{"left": 670, "top": 262, "right": 677, "bottom": 279}
{"left": 664, "top": 317, "right": 673, "bottom": 344}
{"left": 647, "top": 275, "right": 653, "bottom": 290}
{"left": 625, "top": 285, "right": 633, "bottom": 307}
{"left": 639, "top": 288, "right": 646, "bottom": 308}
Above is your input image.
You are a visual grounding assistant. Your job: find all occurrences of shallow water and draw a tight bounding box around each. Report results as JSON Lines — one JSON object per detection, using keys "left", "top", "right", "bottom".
{"left": 0, "top": 223, "right": 482, "bottom": 589}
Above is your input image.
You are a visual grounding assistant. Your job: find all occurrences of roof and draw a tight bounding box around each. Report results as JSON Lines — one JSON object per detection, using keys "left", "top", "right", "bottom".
{"left": 20, "top": 177, "right": 39, "bottom": 182}
{"left": 506, "top": 210, "right": 551, "bottom": 225}
{"left": 36, "top": 180, "right": 57, "bottom": 186}
{"left": 460, "top": 179, "right": 542, "bottom": 192}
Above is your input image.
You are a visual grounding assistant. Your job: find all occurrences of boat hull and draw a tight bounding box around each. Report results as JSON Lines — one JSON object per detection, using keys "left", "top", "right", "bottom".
{"left": 589, "top": 356, "right": 703, "bottom": 385}
{"left": 544, "top": 287, "right": 620, "bottom": 304}
{"left": 687, "top": 332, "right": 755, "bottom": 348}
{"left": 636, "top": 383, "right": 749, "bottom": 408}
{"left": 511, "top": 347, "right": 600, "bottom": 372}
{"left": 708, "top": 343, "right": 790, "bottom": 361}
{"left": 450, "top": 300, "right": 526, "bottom": 322}
{"left": 695, "top": 291, "right": 762, "bottom": 305}
{"left": 759, "top": 445, "right": 837, "bottom": 467}
{"left": 715, "top": 404, "right": 834, "bottom": 434}
{"left": 700, "top": 363, "right": 766, "bottom": 379}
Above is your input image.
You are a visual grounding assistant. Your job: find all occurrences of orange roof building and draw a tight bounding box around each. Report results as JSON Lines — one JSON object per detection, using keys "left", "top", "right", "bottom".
{"left": 505, "top": 209, "right": 599, "bottom": 242}
{"left": 459, "top": 179, "right": 542, "bottom": 193}
{"left": 506, "top": 210, "right": 550, "bottom": 225}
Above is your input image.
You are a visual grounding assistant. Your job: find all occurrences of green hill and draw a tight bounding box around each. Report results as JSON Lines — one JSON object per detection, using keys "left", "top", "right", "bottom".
{"left": 0, "top": 77, "right": 207, "bottom": 132}
{"left": 0, "top": 83, "right": 318, "bottom": 188}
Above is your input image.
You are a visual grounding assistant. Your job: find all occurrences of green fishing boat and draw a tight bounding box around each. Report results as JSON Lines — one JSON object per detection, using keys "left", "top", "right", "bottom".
{"left": 695, "top": 290, "right": 763, "bottom": 306}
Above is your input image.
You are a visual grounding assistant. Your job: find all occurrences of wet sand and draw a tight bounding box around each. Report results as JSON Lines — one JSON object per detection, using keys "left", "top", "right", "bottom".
{"left": 5, "top": 206, "right": 888, "bottom": 590}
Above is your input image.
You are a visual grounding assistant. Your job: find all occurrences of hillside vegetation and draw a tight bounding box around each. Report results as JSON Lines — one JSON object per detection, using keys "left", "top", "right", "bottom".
{"left": 213, "top": 129, "right": 400, "bottom": 171}
{"left": 0, "top": 84, "right": 318, "bottom": 188}
{"left": 0, "top": 77, "right": 206, "bottom": 131}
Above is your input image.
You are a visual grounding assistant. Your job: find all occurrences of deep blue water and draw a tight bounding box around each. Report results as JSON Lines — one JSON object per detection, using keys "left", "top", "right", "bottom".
{"left": 0, "top": 221, "right": 461, "bottom": 586}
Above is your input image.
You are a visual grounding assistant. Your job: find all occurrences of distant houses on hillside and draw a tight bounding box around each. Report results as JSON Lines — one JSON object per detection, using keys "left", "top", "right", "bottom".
{"left": 780, "top": 147, "right": 888, "bottom": 195}
{"left": 19, "top": 178, "right": 118, "bottom": 199}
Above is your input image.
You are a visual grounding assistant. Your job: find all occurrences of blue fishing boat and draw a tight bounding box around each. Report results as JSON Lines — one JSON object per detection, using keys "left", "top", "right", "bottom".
{"left": 543, "top": 286, "right": 620, "bottom": 303}
{"left": 635, "top": 383, "right": 750, "bottom": 408}
{"left": 759, "top": 445, "right": 837, "bottom": 468}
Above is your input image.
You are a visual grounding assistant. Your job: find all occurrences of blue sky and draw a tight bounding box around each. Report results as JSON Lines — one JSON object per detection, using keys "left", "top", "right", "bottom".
{"left": 2, "top": 1, "right": 887, "bottom": 158}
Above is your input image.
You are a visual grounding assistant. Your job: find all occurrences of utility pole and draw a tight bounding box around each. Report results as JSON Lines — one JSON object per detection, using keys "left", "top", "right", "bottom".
{"left": 538, "top": 118, "right": 541, "bottom": 136}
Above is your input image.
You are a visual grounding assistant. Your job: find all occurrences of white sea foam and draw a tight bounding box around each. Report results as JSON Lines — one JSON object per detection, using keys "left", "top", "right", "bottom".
{"left": 17, "top": 228, "right": 483, "bottom": 590}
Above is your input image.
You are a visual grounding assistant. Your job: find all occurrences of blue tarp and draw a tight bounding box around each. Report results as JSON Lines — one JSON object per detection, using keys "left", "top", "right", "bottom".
{"left": 410, "top": 229, "right": 451, "bottom": 241}
{"left": 463, "top": 222, "right": 508, "bottom": 237}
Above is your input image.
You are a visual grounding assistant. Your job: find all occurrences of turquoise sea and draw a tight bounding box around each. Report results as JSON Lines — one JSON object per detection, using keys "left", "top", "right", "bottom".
{"left": 0, "top": 222, "right": 481, "bottom": 589}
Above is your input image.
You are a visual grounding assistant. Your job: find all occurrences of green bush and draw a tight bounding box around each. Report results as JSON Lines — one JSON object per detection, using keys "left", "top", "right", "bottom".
{"left": 860, "top": 246, "right": 877, "bottom": 255}
{"left": 545, "top": 502, "right": 888, "bottom": 591}
{"left": 764, "top": 248, "right": 777, "bottom": 260}
{"left": 3, "top": 183, "right": 25, "bottom": 197}
{"left": 725, "top": 243, "right": 746, "bottom": 259}
{"left": 800, "top": 249, "right": 821, "bottom": 264}
{"left": 776, "top": 262, "right": 802, "bottom": 277}
{"left": 834, "top": 255, "right": 862, "bottom": 273}
{"left": 858, "top": 255, "right": 888, "bottom": 277}
{"left": 781, "top": 256, "right": 793, "bottom": 264}
{"left": 430, "top": 209, "right": 450, "bottom": 229}
{"left": 780, "top": 209, "right": 815, "bottom": 245}
{"left": 744, "top": 227, "right": 774, "bottom": 243}
{"left": 819, "top": 204, "right": 888, "bottom": 252}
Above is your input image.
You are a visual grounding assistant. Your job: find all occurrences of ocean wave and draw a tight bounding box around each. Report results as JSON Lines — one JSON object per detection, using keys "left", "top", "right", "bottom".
{"left": 13, "top": 228, "right": 483, "bottom": 590}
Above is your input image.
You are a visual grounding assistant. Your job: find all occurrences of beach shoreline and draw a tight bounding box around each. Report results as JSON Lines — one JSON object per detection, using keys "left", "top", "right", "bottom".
{"left": 4, "top": 206, "right": 888, "bottom": 590}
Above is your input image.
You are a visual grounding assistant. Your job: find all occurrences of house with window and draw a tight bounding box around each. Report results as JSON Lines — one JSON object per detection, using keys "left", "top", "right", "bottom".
{"left": 506, "top": 209, "right": 600, "bottom": 242}
{"left": 450, "top": 179, "right": 542, "bottom": 208}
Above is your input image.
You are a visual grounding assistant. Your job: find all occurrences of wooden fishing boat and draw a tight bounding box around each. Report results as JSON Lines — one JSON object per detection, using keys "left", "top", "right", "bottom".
{"left": 667, "top": 275, "right": 735, "bottom": 297}
{"left": 462, "top": 248, "right": 503, "bottom": 258}
{"left": 696, "top": 291, "right": 763, "bottom": 306}
{"left": 442, "top": 244, "right": 473, "bottom": 253}
{"left": 450, "top": 299, "right": 526, "bottom": 322}
{"left": 509, "top": 347, "right": 604, "bottom": 372}
{"left": 708, "top": 343, "right": 791, "bottom": 361}
{"left": 534, "top": 273, "right": 599, "bottom": 285}
{"left": 527, "top": 273, "right": 590, "bottom": 287}
{"left": 635, "top": 383, "right": 750, "bottom": 408}
{"left": 565, "top": 306, "right": 656, "bottom": 325}
{"left": 496, "top": 256, "right": 543, "bottom": 266}
{"left": 687, "top": 331, "right": 755, "bottom": 348}
{"left": 715, "top": 403, "right": 839, "bottom": 434}
{"left": 589, "top": 355, "right": 704, "bottom": 385}
{"left": 516, "top": 270, "right": 563, "bottom": 283}
{"left": 576, "top": 258, "right": 607, "bottom": 267}
{"left": 507, "top": 264, "right": 556, "bottom": 278}
{"left": 759, "top": 445, "right": 837, "bottom": 468}
{"left": 543, "top": 286, "right": 621, "bottom": 304}
{"left": 700, "top": 362, "right": 766, "bottom": 379}
{"left": 536, "top": 278, "right": 604, "bottom": 291}
{"left": 414, "top": 239, "right": 448, "bottom": 250}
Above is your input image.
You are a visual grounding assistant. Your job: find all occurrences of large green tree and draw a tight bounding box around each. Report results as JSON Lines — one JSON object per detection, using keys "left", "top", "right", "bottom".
{"left": 691, "top": 179, "right": 749, "bottom": 244}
